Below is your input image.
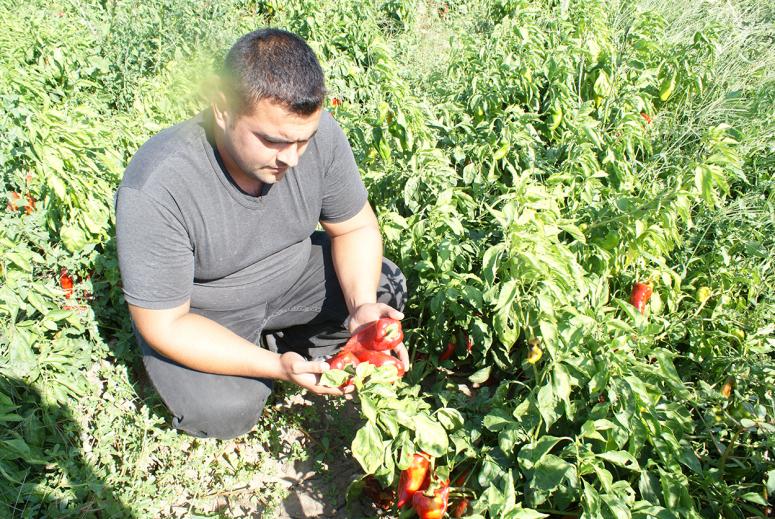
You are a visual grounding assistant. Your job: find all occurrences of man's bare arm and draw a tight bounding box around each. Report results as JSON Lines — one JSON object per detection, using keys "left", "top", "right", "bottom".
{"left": 321, "top": 202, "right": 408, "bottom": 369}
{"left": 129, "top": 302, "right": 347, "bottom": 395}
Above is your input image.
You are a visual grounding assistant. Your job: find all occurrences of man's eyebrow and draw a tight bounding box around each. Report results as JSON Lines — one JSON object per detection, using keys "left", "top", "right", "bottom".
{"left": 255, "top": 129, "right": 318, "bottom": 144}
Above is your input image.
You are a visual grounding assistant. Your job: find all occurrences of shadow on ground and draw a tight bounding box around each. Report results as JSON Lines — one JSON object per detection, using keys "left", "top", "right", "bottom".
{"left": 0, "top": 376, "right": 133, "bottom": 518}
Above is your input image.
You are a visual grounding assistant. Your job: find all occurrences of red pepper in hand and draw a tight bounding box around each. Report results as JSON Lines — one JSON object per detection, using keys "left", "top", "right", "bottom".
{"left": 353, "top": 349, "right": 405, "bottom": 377}
{"left": 328, "top": 350, "right": 360, "bottom": 388}
{"left": 346, "top": 318, "right": 403, "bottom": 352}
{"left": 630, "top": 282, "right": 653, "bottom": 314}
{"left": 412, "top": 480, "right": 450, "bottom": 519}
{"left": 396, "top": 452, "right": 430, "bottom": 508}
{"left": 328, "top": 351, "right": 359, "bottom": 370}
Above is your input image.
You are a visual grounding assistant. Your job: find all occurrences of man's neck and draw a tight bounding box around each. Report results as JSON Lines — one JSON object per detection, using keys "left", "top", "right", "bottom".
{"left": 213, "top": 129, "right": 263, "bottom": 197}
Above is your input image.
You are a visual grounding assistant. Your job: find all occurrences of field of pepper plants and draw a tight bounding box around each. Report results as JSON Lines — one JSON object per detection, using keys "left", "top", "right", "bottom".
{"left": 1, "top": 0, "right": 774, "bottom": 517}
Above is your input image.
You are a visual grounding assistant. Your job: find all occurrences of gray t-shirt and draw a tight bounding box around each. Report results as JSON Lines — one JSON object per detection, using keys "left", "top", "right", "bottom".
{"left": 114, "top": 109, "right": 367, "bottom": 333}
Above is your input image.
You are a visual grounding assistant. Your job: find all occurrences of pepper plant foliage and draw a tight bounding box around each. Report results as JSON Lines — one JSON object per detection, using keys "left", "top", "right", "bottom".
{"left": 1, "top": 0, "right": 773, "bottom": 517}
{"left": 274, "top": 0, "right": 774, "bottom": 516}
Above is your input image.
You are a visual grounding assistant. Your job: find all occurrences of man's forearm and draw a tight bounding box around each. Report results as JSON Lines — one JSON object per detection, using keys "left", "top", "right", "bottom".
{"left": 142, "top": 312, "right": 289, "bottom": 380}
{"left": 329, "top": 224, "right": 383, "bottom": 314}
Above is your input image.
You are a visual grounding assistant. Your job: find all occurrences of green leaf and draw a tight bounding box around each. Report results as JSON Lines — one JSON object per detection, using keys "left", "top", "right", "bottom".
{"left": 531, "top": 454, "right": 575, "bottom": 493}
{"left": 511, "top": 507, "right": 549, "bottom": 519}
{"left": 517, "top": 436, "right": 563, "bottom": 472}
{"left": 739, "top": 492, "right": 768, "bottom": 505}
{"left": 594, "top": 70, "right": 612, "bottom": 97}
{"left": 319, "top": 369, "right": 349, "bottom": 388}
{"left": 352, "top": 422, "right": 384, "bottom": 474}
{"left": 48, "top": 175, "right": 67, "bottom": 199}
{"left": 6, "top": 252, "right": 32, "bottom": 272}
{"left": 469, "top": 366, "right": 491, "bottom": 384}
{"left": 413, "top": 413, "right": 448, "bottom": 457}
{"left": 766, "top": 469, "right": 775, "bottom": 495}
{"left": 360, "top": 394, "right": 378, "bottom": 422}
{"left": 435, "top": 408, "right": 464, "bottom": 430}
{"left": 537, "top": 383, "right": 559, "bottom": 428}
{"left": 61, "top": 224, "right": 88, "bottom": 253}
{"left": 597, "top": 450, "right": 641, "bottom": 471}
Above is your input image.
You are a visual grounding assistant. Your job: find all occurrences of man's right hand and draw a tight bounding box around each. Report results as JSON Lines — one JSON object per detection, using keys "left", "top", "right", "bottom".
{"left": 279, "top": 351, "right": 354, "bottom": 396}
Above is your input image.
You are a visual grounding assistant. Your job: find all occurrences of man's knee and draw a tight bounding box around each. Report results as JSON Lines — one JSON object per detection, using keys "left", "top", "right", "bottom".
{"left": 379, "top": 258, "right": 407, "bottom": 312}
{"left": 172, "top": 384, "right": 272, "bottom": 439}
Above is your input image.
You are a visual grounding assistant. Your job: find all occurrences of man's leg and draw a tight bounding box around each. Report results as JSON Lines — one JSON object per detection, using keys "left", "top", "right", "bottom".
{"left": 133, "top": 322, "right": 272, "bottom": 440}
{"left": 262, "top": 231, "right": 408, "bottom": 360}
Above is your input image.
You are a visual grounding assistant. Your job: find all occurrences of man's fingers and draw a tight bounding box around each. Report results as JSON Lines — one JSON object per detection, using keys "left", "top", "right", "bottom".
{"left": 394, "top": 342, "right": 410, "bottom": 371}
{"left": 312, "top": 386, "right": 345, "bottom": 396}
{"left": 379, "top": 303, "right": 404, "bottom": 320}
{"left": 292, "top": 360, "right": 329, "bottom": 375}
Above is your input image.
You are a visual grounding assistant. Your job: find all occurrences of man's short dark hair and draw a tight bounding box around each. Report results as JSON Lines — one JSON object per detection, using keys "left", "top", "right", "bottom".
{"left": 221, "top": 28, "right": 326, "bottom": 116}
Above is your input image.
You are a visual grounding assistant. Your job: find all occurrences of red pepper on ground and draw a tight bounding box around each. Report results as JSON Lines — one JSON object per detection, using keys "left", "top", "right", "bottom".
{"left": 396, "top": 452, "right": 431, "bottom": 508}
{"left": 412, "top": 480, "right": 450, "bottom": 519}
{"left": 630, "top": 282, "right": 653, "bottom": 314}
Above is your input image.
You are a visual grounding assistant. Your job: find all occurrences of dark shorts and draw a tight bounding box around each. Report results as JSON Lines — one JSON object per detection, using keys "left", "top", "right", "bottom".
{"left": 133, "top": 231, "right": 407, "bottom": 439}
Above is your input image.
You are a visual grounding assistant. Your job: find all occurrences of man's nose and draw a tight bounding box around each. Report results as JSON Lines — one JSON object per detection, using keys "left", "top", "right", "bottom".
{"left": 277, "top": 143, "right": 300, "bottom": 168}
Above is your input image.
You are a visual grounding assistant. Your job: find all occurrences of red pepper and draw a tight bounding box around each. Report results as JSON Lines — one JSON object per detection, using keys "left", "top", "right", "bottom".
{"left": 353, "top": 349, "right": 405, "bottom": 377}
{"left": 328, "top": 350, "right": 359, "bottom": 388}
{"left": 412, "top": 480, "right": 450, "bottom": 519}
{"left": 630, "top": 282, "right": 653, "bottom": 314}
{"left": 439, "top": 340, "right": 456, "bottom": 361}
{"left": 345, "top": 318, "right": 403, "bottom": 352}
{"left": 451, "top": 498, "right": 469, "bottom": 517}
{"left": 59, "top": 268, "right": 74, "bottom": 299}
{"left": 24, "top": 194, "right": 35, "bottom": 215}
{"left": 640, "top": 112, "right": 652, "bottom": 124}
{"left": 331, "top": 97, "right": 342, "bottom": 107}
{"left": 396, "top": 452, "right": 430, "bottom": 508}
{"left": 328, "top": 351, "right": 359, "bottom": 370}
{"left": 6, "top": 191, "right": 22, "bottom": 212}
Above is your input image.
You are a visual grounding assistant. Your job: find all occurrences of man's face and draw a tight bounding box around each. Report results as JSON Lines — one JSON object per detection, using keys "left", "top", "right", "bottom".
{"left": 214, "top": 97, "right": 322, "bottom": 190}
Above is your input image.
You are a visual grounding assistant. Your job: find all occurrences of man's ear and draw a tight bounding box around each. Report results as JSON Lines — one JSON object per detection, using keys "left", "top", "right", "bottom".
{"left": 211, "top": 89, "right": 231, "bottom": 132}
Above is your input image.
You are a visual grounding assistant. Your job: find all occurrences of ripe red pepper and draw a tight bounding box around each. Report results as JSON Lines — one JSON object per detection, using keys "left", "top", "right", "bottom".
{"left": 412, "top": 480, "right": 450, "bottom": 519}
{"left": 328, "top": 350, "right": 360, "bottom": 388}
{"left": 439, "top": 340, "right": 456, "bottom": 361}
{"left": 6, "top": 191, "right": 22, "bottom": 212}
{"left": 328, "top": 351, "right": 359, "bottom": 370}
{"left": 451, "top": 498, "right": 469, "bottom": 517}
{"left": 331, "top": 97, "right": 342, "bottom": 107}
{"left": 640, "top": 112, "right": 652, "bottom": 124}
{"left": 59, "top": 268, "right": 74, "bottom": 299}
{"left": 630, "top": 282, "right": 653, "bottom": 314}
{"left": 396, "top": 452, "right": 430, "bottom": 508}
{"left": 345, "top": 318, "right": 403, "bottom": 352}
{"left": 353, "top": 349, "right": 405, "bottom": 377}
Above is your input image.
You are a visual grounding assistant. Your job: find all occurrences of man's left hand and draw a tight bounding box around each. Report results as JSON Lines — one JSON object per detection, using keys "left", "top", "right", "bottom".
{"left": 348, "top": 302, "right": 409, "bottom": 372}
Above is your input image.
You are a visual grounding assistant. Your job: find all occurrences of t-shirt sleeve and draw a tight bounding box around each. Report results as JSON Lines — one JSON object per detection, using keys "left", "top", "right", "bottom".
{"left": 319, "top": 115, "right": 368, "bottom": 223}
{"left": 114, "top": 186, "right": 194, "bottom": 309}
